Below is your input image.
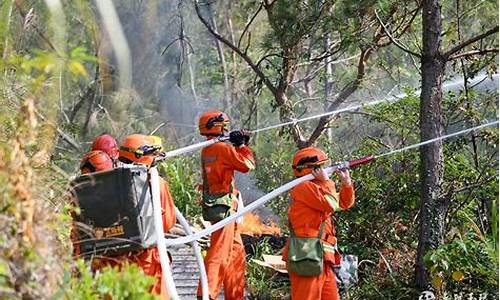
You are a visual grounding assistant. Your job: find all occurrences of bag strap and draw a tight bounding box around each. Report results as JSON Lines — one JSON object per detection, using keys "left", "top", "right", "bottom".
{"left": 289, "top": 218, "right": 328, "bottom": 239}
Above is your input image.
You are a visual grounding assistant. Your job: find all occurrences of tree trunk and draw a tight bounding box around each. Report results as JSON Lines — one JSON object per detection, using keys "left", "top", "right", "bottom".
{"left": 415, "top": 0, "right": 447, "bottom": 291}
{"left": 224, "top": 0, "right": 239, "bottom": 118}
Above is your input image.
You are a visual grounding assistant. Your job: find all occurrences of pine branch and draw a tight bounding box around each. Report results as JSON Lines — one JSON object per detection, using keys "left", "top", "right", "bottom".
{"left": 194, "top": 1, "right": 277, "bottom": 95}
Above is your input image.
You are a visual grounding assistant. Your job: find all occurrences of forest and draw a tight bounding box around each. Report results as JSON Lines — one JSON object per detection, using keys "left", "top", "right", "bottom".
{"left": 0, "top": 0, "right": 498, "bottom": 299}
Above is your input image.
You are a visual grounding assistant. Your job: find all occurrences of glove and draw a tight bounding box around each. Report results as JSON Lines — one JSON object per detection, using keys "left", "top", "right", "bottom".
{"left": 229, "top": 130, "right": 246, "bottom": 147}
{"left": 241, "top": 129, "right": 251, "bottom": 145}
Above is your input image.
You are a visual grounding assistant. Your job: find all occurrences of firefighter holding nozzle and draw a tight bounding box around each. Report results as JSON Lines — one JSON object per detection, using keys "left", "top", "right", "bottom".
{"left": 283, "top": 147, "right": 355, "bottom": 300}
{"left": 197, "top": 110, "right": 256, "bottom": 300}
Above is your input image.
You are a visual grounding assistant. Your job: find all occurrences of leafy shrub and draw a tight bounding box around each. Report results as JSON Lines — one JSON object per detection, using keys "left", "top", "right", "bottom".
{"left": 425, "top": 213, "right": 499, "bottom": 297}
{"left": 59, "top": 260, "right": 158, "bottom": 300}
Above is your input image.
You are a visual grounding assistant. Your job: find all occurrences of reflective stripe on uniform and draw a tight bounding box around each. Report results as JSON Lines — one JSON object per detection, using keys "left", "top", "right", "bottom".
{"left": 322, "top": 242, "right": 337, "bottom": 254}
{"left": 244, "top": 158, "right": 256, "bottom": 170}
{"left": 325, "top": 194, "right": 341, "bottom": 212}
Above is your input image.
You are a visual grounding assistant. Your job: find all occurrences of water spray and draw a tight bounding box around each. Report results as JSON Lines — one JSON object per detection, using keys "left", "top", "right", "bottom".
{"left": 375, "top": 120, "right": 498, "bottom": 159}
{"left": 94, "top": 0, "right": 132, "bottom": 89}
{"left": 163, "top": 120, "right": 498, "bottom": 246}
{"left": 161, "top": 74, "right": 498, "bottom": 159}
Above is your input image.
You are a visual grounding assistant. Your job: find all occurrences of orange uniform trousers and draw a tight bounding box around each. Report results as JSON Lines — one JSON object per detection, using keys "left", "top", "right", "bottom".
{"left": 197, "top": 221, "right": 246, "bottom": 300}
{"left": 289, "top": 261, "right": 339, "bottom": 300}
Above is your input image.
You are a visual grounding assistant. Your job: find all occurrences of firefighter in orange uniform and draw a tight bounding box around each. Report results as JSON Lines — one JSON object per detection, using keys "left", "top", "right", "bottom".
{"left": 117, "top": 134, "right": 176, "bottom": 299}
{"left": 76, "top": 135, "right": 175, "bottom": 299}
{"left": 74, "top": 136, "right": 117, "bottom": 256}
{"left": 283, "top": 147, "right": 354, "bottom": 300}
{"left": 196, "top": 111, "right": 255, "bottom": 300}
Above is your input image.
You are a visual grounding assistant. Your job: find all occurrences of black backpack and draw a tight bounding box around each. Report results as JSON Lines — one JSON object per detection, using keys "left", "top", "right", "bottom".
{"left": 71, "top": 165, "right": 157, "bottom": 257}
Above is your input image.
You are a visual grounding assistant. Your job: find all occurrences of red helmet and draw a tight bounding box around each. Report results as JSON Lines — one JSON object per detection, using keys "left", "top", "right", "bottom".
{"left": 92, "top": 134, "right": 119, "bottom": 159}
{"left": 292, "top": 147, "right": 330, "bottom": 177}
{"left": 80, "top": 150, "right": 113, "bottom": 174}
{"left": 119, "top": 134, "right": 163, "bottom": 166}
{"left": 198, "top": 110, "right": 230, "bottom": 136}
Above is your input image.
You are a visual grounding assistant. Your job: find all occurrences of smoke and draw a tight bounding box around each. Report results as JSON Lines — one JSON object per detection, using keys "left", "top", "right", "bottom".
{"left": 235, "top": 172, "right": 280, "bottom": 224}
{"left": 100, "top": 1, "right": 228, "bottom": 144}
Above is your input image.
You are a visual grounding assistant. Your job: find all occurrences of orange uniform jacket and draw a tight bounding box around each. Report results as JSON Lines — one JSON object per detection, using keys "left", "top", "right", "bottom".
{"left": 201, "top": 141, "right": 255, "bottom": 197}
{"left": 283, "top": 179, "right": 355, "bottom": 264}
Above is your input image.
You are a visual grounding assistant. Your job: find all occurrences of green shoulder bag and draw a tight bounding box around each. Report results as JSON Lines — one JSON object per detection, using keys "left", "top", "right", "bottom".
{"left": 288, "top": 220, "right": 327, "bottom": 276}
{"left": 202, "top": 192, "right": 233, "bottom": 223}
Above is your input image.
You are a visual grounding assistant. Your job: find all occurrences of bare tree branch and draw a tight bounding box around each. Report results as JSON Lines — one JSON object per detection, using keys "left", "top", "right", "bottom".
{"left": 194, "top": 1, "right": 277, "bottom": 95}
{"left": 448, "top": 48, "right": 499, "bottom": 60}
{"left": 237, "top": 1, "right": 264, "bottom": 49}
{"left": 392, "top": 2, "right": 422, "bottom": 37}
{"left": 446, "top": 173, "right": 498, "bottom": 223}
{"left": 443, "top": 26, "right": 499, "bottom": 59}
{"left": 306, "top": 48, "right": 373, "bottom": 145}
{"left": 454, "top": 175, "right": 498, "bottom": 194}
{"left": 14, "top": 2, "right": 59, "bottom": 53}
{"left": 309, "top": 40, "right": 342, "bottom": 61}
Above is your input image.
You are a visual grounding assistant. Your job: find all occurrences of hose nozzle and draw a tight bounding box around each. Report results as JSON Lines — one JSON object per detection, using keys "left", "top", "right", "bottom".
{"left": 348, "top": 155, "right": 375, "bottom": 168}
{"left": 330, "top": 155, "right": 375, "bottom": 171}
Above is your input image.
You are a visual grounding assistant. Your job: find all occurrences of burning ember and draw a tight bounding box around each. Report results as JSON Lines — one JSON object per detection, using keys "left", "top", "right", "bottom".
{"left": 239, "top": 213, "right": 281, "bottom": 236}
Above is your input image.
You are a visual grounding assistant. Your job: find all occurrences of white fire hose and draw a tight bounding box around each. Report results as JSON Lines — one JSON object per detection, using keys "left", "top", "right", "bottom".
{"left": 164, "top": 167, "right": 335, "bottom": 246}
{"left": 150, "top": 167, "right": 179, "bottom": 299}
{"left": 162, "top": 137, "right": 228, "bottom": 159}
{"left": 162, "top": 120, "right": 500, "bottom": 246}
{"left": 174, "top": 207, "right": 209, "bottom": 300}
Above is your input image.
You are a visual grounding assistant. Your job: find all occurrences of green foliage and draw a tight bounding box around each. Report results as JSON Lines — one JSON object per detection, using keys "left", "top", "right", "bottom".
{"left": 6, "top": 47, "right": 96, "bottom": 87}
{"left": 61, "top": 260, "right": 158, "bottom": 300}
{"left": 0, "top": 0, "right": 497, "bottom": 298}
{"left": 158, "top": 156, "right": 202, "bottom": 219}
{"left": 266, "top": 0, "right": 333, "bottom": 49}
{"left": 253, "top": 134, "right": 294, "bottom": 227}
{"left": 425, "top": 229, "right": 498, "bottom": 296}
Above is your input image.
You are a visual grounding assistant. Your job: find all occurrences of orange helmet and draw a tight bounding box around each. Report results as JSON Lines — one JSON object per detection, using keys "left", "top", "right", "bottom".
{"left": 198, "top": 110, "right": 230, "bottom": 136}
{"left": 80, "top": 150, "right": 113, "bottom": 174}
{"left": 92, "top": 134, "right": 119, "bottom": 160}
{"left": 292, "top": 147, "right": 330, "bottom": 177}
{"left": 119, "top": 134, "right": 163, "bottom": 166}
